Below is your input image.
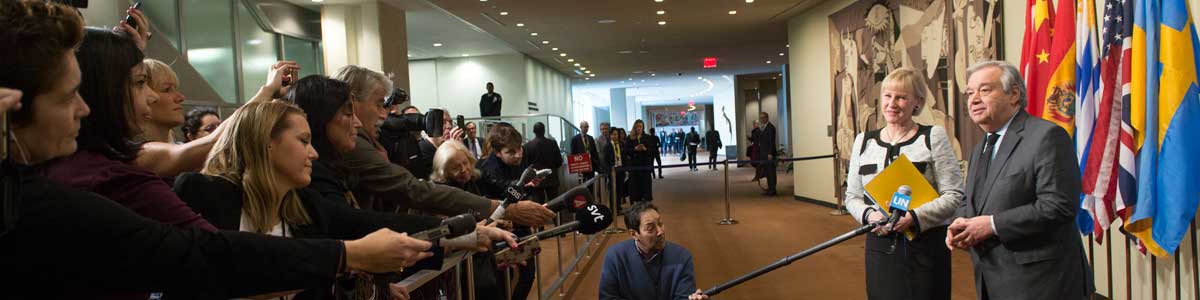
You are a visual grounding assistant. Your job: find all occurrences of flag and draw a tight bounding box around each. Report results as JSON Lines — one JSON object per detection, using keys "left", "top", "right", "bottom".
{"left": 1124, "top": 0, "right": 1200, "bottom": 257}
{"left": 1037, "top": 0, "right": 1078, "bottom": 135}
{"left": 1080, "top": 0, "right": 1134, "bottom": 243}
{"left": 1075, "top": 0, "right": 1100, "bottom": 237}
{"left": 1022, "top": 0, "right": 1056, "bottom": 117}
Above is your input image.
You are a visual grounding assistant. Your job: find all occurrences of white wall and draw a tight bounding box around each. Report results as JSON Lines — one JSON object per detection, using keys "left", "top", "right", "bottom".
{"left": 524, "top": 57, "right": 574, "bottom": 120}
{"left": 406, "top": 54, "right": 527, "bottom": 117}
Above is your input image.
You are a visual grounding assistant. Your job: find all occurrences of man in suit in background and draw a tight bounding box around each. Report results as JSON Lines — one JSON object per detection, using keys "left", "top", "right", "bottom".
{"left": 571, "top": 121, "right": 602, "bottom": 181}
{"left": 647, "top": 127, "right": 664, "bottom": 179}
{"left": 704, "top": 128, "right": 722, "bottom": 170}
{"left": 523, "top": 122, "right": 564, "bottom": 203}
{"left": 597, "top": 122, "right": 612, "bottom": 170}
{"left": 479, "top": 82, "right": 502, "bottom": 117}
{"left": 947, "top": 61, "right": 1092, "bottom": 300}
{"left": 463, "top": 122, "right": 484, "bottom": 159}
{"left": 755, "top": 112, "right": 778, "bottom": 195}
{"left": 685, "top": 127, "right": 701, "bottom": 171}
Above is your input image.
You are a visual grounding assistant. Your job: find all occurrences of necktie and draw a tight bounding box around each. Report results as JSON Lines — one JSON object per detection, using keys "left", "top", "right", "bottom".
{"left": 615, "top": 143, "right": 622, "bottom": 165}
{"left": 972, "top": 133, "right": 1001, "bottom": 205}
{"left": 583, "top": 136, "right": 589, "bottom": 152}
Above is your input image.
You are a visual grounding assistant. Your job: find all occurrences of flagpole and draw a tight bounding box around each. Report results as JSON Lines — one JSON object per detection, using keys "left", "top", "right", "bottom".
{"left": 1152, "top": 256, "right": 1158, "bottom": 300}
{"left": 1192, "top": 220, "right": 1198, "bottom": 299}
{"left": 1107, "top": 229, "right": 1113, "bottom": 299}
{"left": 1127, "top": 236, "right": 1132, "bottom": 300}
{"left": 1174, "top": 252, "right": 1181, "bottom": 299}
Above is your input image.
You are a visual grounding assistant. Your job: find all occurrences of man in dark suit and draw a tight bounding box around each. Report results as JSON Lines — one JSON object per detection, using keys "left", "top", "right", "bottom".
{"left": 754, "top": 113, "right": 778, "bottom": 195}
{"left": 685, "top": 127, "right": 701, "bottom": 171}
{"left": 602, "top": 128, "right": 628, "bottom": 209}
{"left": 523, "top": 122, "right": 564, "bottom": 203}
{"left": 647, "top": 127, "right": 664, "bottom": 179}
{"left": 570, "top": 121, "right": 602, "bottom": 181}
{"left": 463, "top": 122, "right": 485, "bottom": 159}
{"left": 479, "top": 82, "right": 502, "bottom": 117}
{"left": 704, "top": 128, "right": 722, "bottom": 170}
{"left": 947, "top": 61, "right": 1093, "bottom": 300}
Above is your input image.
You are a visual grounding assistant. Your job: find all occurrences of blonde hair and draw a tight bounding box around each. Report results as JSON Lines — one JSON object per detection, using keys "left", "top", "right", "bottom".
{"left": 881, "top": 67, "right": 928, "bottom": 116}
{"left": 332, "top": 65, "right": 392, "bottom": 103}
{"left": 202, "top": 100, "right": 312, "bottom": 233}
{"left": 430, "top": 139, "right": 477, "bottom": 183}
{"left": 143, "top": 58, "right": 178, "bottom": 91}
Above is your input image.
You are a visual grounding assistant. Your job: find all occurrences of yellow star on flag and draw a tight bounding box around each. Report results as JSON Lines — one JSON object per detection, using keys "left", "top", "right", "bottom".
{"left": 1037, "top": 49, "right": 1050, "bottom": 63}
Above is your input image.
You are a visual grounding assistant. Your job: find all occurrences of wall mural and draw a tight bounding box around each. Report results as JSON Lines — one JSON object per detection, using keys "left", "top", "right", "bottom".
{"left": 828, "top": 0, "right": 1002, "bottom": 201}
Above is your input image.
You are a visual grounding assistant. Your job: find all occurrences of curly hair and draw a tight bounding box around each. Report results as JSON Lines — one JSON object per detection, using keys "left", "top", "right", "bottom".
{"left": 0, "top": 0, "right": 84, "bottom": 126}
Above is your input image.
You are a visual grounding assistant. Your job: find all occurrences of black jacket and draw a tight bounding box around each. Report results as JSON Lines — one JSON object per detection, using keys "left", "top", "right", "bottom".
{"left": 476, "top": 154, "right": 527, "bottom": 200}
{"left": 479, "top": 92, "right": 503, "bottom": 117}
{"left": 685, "top": 131, "right": 701, "bottom": 150}
{"left": 602, "top": 141, "right": 629, "bottom": 174}
{"left": 623, "top": 134, "right": 654, "bottom": 168}
{"left": 173, "top": 173, "right": 445, "bottom": 300}
{"left": 411, "top": 138, "right": 438, "bottom": 180}
{"left": 0, "top": 164, "right": 342, "bottom": 299}
{"left": 523, "top": 136, "right": 564, "bottom": 188}
{"left": 755, "top": 123, "right": 778, "bottom": 158}
{"left": 570, "top": 133, "right": 602, "bottom": 173}
{"left": 705, "top": 130, "right": 722, "bottom": 152}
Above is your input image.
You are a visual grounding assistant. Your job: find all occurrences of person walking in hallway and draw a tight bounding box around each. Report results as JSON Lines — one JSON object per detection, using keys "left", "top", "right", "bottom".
{"left": 755, "top": 112, "right": 778, "bottom": 195}
{"left": 523, "top": 122, "right": 564, "bottom": 203}
{"left": 842, "top": 68, "right": 964, "bottom": 300}
{"left": 648, "top": 127, "right": 664, "bottom": 178}
{"left": 704, "top": 128, "right": 722, "bottom": 170}
{"left": 947, "top": 61, "right": 1093, "bottom": 300}
{"left": 603, "top": 128, "right": 628, "bottom": 209}
{"left": 625, "top": 120, "right": 655, "bottom": 203}
{"left": 479, "top": 82, "right": 502, "bottom": 117}
{"left": 685, "top": 127, "right": 700, "bottom": 171}
{"left": 658, "top": 129, "right": 668, "bottom": 156}
{"left": 749, "top": 120, "right": 762, "bottom": 181}
{"left": 571, "top": 121, "right": 602, "bottom": 181}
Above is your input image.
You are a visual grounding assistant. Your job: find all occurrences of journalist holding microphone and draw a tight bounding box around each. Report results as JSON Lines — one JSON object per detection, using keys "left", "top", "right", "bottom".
{"left": 842, "top": 67, "right": 964, "bottom": 300}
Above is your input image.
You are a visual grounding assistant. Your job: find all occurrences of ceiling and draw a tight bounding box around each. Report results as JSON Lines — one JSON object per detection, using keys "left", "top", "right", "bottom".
{"left": 426, "top": 0, "right": 820, "bottom": 82}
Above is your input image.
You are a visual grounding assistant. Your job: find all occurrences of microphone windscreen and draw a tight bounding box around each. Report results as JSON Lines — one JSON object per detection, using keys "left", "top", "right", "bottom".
{"left": 442, "top": 213, "right": 477, "bottom": 237}
{"left": 545, "top": 185, "right": 593, "bottom": 212}
{"left": 898, "top": 185, "right": 912, "bottom": 196}
{"left": 573, "top": 204, "right": 614, "bottom": 234}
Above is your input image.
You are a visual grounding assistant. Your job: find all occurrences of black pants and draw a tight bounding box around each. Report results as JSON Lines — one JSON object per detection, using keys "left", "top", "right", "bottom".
{"left": 627, "top": 170, "right": 652, "bottom": 202}
{"left": 686, "top": 147, "right": 698, "bottom": 170}
{"left": 707, "top": 148, "right": 719, "bottom": 169}
{"left": 653, "top": 154, "right": 663, "bottom": 177}
{"left": 864, "top": 226, "right": 951, "bottom": 300}
{"left": 606, "top": 171, "right": 627, "bottom": 206}
{"left": 764, "top": 161, "right": 777, "bottom": 192}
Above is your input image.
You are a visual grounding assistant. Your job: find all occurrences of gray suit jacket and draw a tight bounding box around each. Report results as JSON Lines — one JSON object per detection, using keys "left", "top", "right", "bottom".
{"left": 956, "top": 111, "right": 1093, "bottom": 299}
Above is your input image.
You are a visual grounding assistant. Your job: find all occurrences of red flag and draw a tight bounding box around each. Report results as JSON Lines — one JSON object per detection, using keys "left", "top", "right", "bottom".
{"left": 1021, "top": 0, "right": 1056, "bottom": 117}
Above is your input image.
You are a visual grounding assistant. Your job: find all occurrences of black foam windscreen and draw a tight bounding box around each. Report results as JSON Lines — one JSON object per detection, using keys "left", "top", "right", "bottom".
{"left": 573, "top": 203, "right": 613, "bottom": 234}
{"left": 441, "top": 213, "right": 476, "bottom": 238}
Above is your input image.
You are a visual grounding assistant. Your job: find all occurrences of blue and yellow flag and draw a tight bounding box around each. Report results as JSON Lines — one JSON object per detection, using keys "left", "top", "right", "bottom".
{"left": 1124, "top": 0, "right": 1200, "bottom": 257}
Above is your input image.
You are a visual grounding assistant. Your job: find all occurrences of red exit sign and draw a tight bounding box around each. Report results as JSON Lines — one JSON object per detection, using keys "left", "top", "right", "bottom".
{"left": 703, "top": 57, "right": 717, "bottom": 68}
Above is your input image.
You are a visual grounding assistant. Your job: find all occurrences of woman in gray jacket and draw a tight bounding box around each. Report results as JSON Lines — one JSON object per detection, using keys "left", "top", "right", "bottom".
{"left": 843, "top": 68, "right": 964, "bottom": 300}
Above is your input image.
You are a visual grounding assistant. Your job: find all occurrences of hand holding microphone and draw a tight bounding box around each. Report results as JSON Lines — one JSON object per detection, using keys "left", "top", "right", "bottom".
{"left": 872, "top": 185, "right": 912, "bottom": 236}
{"left": 489, "top": 168, "right": 556, "bottom": 227}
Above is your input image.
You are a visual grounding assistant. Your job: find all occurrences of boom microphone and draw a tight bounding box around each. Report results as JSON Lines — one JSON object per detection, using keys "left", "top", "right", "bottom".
{"left": 494, "top": 202, "right": 612, "bottom": 250}
{"left": 885, "top": 185, "right": 912, "bottom": 231}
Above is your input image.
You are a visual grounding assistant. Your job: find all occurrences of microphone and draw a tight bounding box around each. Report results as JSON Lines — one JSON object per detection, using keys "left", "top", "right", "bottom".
{"left": 542, "top": 185, "right": 593, "bottom": 213}
{"left": 885, "top": 185, "right": 913, "bottom": 231}
{"left": 410, "top": 213, "right": 477, "bottom": 243}
{"left": 488, "top": 168, "right": 553, "bottom": 221}
{"left": 495, "top": 202, "right": 612, "bottom": 250}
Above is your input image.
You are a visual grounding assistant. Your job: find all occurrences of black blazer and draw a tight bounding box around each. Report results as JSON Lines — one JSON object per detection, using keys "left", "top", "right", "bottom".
{"left": 479, "top": 92, "right": 503, "bottom": 117}
{"left": 755, "top": 123, "right": 777, "bottom": 157}
{"left": 623, "top": 134, "right": 654, "bottom": 167}
{"left": 523, "top": 136, "right": 564, "bottom": 187}
{"left": 705, "top": 130, "right": 722, "bottom": 152}
{"left": 601, "top": 141, "right": 630, "bottom": 174}
{"left": 173, "top": 173, "right": 445, "bottom": 299}
{"left": 0, "top": 164, "right": 343, "bottom": 299}
{"left": 570, "top": 133, "right": 603, "bottom": 172}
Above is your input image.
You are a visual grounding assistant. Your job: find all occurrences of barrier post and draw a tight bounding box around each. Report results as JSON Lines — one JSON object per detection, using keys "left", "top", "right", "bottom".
{"left": 718, "top": 159, "right": 738, "bottom": 225}
{"left": 466, "top": 254, "right": 475, "bottom": 300}
{"left": 604, "top": 170, "right": 627, "bottom": 234}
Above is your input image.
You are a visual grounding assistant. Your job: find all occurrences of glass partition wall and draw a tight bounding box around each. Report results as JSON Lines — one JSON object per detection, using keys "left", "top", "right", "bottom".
{"left": 144, "top": 0, "right": 323, "bottom": 106}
